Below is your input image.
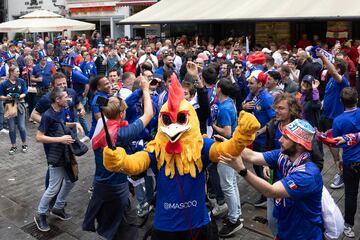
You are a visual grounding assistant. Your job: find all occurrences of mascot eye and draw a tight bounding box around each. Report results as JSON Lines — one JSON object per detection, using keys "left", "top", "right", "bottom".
{"left": 177, "top": 112, "right": 188, "bottom": 125}
{"left": 162, "top": 114, "right": 172, "bottom": 126}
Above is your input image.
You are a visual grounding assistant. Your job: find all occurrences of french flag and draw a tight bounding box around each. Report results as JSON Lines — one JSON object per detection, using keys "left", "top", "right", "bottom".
{"left": 91, "top": 118, "right": 128, "bottom": 150}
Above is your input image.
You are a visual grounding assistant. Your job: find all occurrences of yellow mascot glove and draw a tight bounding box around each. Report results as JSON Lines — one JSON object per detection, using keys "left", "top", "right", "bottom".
{"left": 233, "top": 110, "right": 261, "bottom": 143}
{"left": 103, "top": 146, "right": 127, "bottom": 172}
{"left": 103, "top": 146, "right": 151, "bottom": 175}
{"left": 210, "top": 111, "right": 260, "bottom": 161}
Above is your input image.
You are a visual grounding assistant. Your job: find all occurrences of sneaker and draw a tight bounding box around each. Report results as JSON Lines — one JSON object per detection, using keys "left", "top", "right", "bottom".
{"left": 88, "top": 186, "right": 94, "bottom": 193}
{"left": 34, "top": 213, "right": 50, "bottom": 232}
{"left": 207, "top": 197, "right": 217, "bottom": 208}
{"left": 50, "top": 208, "right": 72, "bottom": 221}
{"left": 137, "top": 202, "right": 151, "bottom": 218}
{"left": 22, "top": 145, "right": 28, "bottom": 153}
{"left": 254, "top": 195, "right": 267, "bottom": 207}
{"left": 0, "top": 128, "right": 9, "bottom": 134}
{"left": 9, "top": 146, "right": 17, "bottom": 155}
{"left": 344, "top": 225, "right": 355, "bottom": 238}
{"left": 219, "top": 219, "right": 243, "bottom": 237}
{"left": 330, "top": 173, "right": 344, "bottom": 189}
{"left": 211, "top": 202, "right": 228, "bottom": 217}
{"left": 223, "top": 216, "right": 244, "bottom": 224}
{"left": 80, "top": 136, "right": 90, "bottom": 143}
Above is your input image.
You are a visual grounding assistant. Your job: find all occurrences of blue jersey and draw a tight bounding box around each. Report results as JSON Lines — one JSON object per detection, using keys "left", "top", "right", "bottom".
{"left": 38, "top": 107, "right": 66, "bottom": 157}
{"left": 93, "top": 119, "right": 144, "bottom": 185}
{"left": 246, "top": 89, "right": 275, "bottom": 145}
{"left": 71, "top": 67, "right": 89, "bottom": 96}
{"left": 322, "top": 76, "right": 349, "bottom": 120}
{"left": 0, "top": 78, "right": 28, "bottom": 97}
{"left": 158, "top": 90, "right": 168, "bottom": 109}
{"left": 80, "top": 61, "right": 97, "bottom": 78}
{"left": 35, "top": 88, "right": 79, "bottom": 122}
{"left": 148, "top": 137, "right": 214, "bottom": 232}
{"left": 32, "top": 62, "right": 53, "bottom": 88}
{"left": 263, "top": 150, "right": 323, "bottom": 240}
{"left": 217, "top": 98, "right": 237, "bottom": 135}
{"left": 332, "top": 108, "right": 360, "bottom": 166}
{"left": 0, "top": 64, "right": 6, "bottom": 77}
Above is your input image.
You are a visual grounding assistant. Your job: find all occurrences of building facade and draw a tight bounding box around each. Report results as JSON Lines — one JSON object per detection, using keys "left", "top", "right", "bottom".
{"left": 67, "top": 0, "right": 159, "bottom": 39}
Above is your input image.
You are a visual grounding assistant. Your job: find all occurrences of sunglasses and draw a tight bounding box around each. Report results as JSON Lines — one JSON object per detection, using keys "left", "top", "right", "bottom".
{"left": 160, "top": 111, "right": 189, "bottom": 126}
{"left": 235, "top": 65, "right": 243, "bottom": 69}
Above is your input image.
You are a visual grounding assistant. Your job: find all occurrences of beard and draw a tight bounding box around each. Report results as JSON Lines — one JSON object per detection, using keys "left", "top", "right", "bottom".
{"left": 281, "top": 143, "right": 297, "bottom": 156}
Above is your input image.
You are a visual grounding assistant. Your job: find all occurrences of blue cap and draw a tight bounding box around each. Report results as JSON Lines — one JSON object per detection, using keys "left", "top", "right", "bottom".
{"left": 302, "top": 74, "right": 314, "bottom": 84}
{"left": 63, "top": 45, "right": 70, "bottom": 51}
{"left": 60, "top": 56, "right": 74, "bottom": 68}
{"left": 38, "top": 50, "right": 47, "bottom": 60}
{"left": 2, "top": 52, "right": 15, "bottom": 62}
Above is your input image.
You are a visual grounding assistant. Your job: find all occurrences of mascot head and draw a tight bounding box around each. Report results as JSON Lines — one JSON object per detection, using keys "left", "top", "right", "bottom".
{"left": 146, "top": 73, "right": 203, "bottom": 178}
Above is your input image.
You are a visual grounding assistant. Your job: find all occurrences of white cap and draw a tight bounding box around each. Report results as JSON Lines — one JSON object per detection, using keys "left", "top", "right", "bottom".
{"left": 261, "top": 48, "right": 271, "bottom": 54}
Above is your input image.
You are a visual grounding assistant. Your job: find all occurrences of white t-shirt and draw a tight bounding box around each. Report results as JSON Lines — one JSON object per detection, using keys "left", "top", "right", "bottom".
{"left": 138, "top": 54, "right": 158, "bottom": 72}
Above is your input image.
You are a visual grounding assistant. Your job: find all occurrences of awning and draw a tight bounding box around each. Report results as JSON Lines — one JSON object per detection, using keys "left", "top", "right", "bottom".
{"left": 120, "top": 0, "right": 360, "bottom": 24}
{"left": 0, "top": 10, "right": 95, "bottom": 32}
{"left": 117, "top": 0, "right": 157, "bottom": 7}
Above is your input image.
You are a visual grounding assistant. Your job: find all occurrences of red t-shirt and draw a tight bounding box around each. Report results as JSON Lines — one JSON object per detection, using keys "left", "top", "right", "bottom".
{"left": 122, "top": 57, "right": 137, "bottom": 74}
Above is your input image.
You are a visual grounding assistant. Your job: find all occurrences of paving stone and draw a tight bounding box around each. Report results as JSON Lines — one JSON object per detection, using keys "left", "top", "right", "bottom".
{"left": 0, "top": 117, "right": 356, "bottom": 240}
{"left": 1, "top": 205, "right": 35, "bottom": 228}
{"left": 0, "top": 195, "right": 16, "bottom": 212}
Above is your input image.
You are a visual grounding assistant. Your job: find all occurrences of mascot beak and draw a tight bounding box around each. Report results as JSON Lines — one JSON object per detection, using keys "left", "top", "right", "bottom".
{"left": 160, "top": 123, "right": 190, "bottom": 143}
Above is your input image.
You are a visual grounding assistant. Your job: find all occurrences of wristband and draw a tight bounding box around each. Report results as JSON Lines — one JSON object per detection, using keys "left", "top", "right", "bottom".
{"left": 238, "top": 168, "right": 248, "bottom": 177}
{"left": 342, "top": 133, "right": 358, "bottom": 147}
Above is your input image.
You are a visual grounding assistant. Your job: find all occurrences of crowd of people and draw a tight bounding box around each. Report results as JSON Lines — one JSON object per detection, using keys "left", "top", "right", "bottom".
{"left": 0, "top": 31, "right": 360, "bottom": 240}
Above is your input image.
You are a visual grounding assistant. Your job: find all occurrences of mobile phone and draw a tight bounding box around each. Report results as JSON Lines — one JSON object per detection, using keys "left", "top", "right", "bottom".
{"left": 150, "top": 78, "right": 159, "bottom": 86}
{"left": 95, "top": 96, "right": 108, "bottom": 107}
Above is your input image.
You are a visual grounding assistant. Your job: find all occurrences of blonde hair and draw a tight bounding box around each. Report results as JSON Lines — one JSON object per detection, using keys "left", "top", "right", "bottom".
{"left": 102, "top": 96, "right": 127, "bottom": 120}
{"left": 24, "top": 55, "right": 33, "bottom": 65}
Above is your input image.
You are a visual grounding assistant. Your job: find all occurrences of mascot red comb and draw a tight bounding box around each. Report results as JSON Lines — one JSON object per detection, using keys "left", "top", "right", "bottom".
{"left": 103, "top": 74, "right": 260, "bottom": 239}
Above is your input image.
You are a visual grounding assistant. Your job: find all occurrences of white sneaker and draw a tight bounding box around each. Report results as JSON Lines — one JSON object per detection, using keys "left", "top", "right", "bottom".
{"left": 330, "top": 173, "right": 344, "bottom": 189}
{"left": 211, "top": 202, "right": 228, "bottom": 217}
{"left": 344, "top": 225, "right": 355, "bottom": 238}
{"left": 0, "top": 129, "right": 9, "bottom": 134}
{"left": 80, "top": 136, "right": 90, "bottom": 143}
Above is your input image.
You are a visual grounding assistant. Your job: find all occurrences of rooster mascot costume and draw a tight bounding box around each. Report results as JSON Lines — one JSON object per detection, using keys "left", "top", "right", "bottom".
{"left": 103, "top": 75, "right": 260, "bottom": 240}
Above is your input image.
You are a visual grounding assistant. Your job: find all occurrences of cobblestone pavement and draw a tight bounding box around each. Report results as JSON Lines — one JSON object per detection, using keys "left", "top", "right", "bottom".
{"left": 0, "top": 120, "right": 358, "bottom": 240}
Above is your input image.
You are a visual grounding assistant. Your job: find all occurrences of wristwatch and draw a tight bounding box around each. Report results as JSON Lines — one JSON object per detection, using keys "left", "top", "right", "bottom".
{"left": 238, "top": 168, "right": 248, "bottom": 177}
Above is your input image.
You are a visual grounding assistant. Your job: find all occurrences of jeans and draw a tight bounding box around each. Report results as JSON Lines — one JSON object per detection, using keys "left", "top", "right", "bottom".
{"left": 38, "top": 165, "right": 75, "bottom": 214}
{"left": 207, "top": 163, "right": 225, "bottom": 205}
{"left": 267, "top": 198, "right": 278, "bottom": 236}
{"left": 217, "top": 163, "right": 241, "bottom": 223}
{"left": 0, "top": 101, "right": 4, "bottom": 129}
{"left": 343, "top": 163, "right": 360, "bottom": 226}
{"left": 8, "top": 110, "right": 27, "bottom": 145}
{"left": 134, "top": 176, "right": 154, "bottom": 206}
{"left": 0, "top": 101, "right": 5, "bottom": 130}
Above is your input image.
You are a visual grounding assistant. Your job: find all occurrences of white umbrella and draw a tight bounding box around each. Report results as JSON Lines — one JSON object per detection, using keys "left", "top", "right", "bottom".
{"left": 0, "top": 10, "right": 95, "bottom": 32}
